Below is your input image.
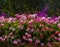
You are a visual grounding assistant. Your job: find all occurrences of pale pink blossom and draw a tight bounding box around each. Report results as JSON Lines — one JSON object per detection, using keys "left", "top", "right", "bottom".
{"left": 28, "top": 19, "right": 34, "bottom": 24}
{"left": 58, "top": 33, "right": 60, "bottom": 37}
{"left": 26, "top": 28, "right": 30, "bottom": 31}
{"left": 13, "top": 40, "right": 18, "bottom": 45}
{"left": 41, "top": 43, "right": 45, "bottom": 47}
{"left": 11, "top": 36, "right": 14, "bottom": 39}
{"left": 22, "top": 36, "right": 26, "bottom": 40}
{"left": 58, "top": 23, "right": 60, "bottom": 28}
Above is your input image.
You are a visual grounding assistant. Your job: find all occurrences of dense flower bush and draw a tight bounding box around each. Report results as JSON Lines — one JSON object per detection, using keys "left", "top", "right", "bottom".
{"left": 0, "top": 13, "right": 60, "bottom": 47}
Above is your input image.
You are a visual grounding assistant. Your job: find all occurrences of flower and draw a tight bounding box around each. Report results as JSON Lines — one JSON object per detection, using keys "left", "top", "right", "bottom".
{"left": 9, "top": 27, "right": 15, "bottom": 31}
{"left": 13, "top": 40, "right": 18, "bottom": 45}
{"left": 28, "top": 38, "right": 32, "bottom": 45}
{"left": 26, "top": 34, "right": 31, "bottom": 38}
{"left": 18, "top": 25, "right": 24, "bottom": 29}
{"left": 4, "top": 35, "right": 8, "bottom": 40}
{"left": 58, "top": 23, "right": 60, "bottom": 28}
{"left": 26, "top": 28, "right": 30, "bottom": 31}
{"left": 11, "top": 36, "right": 14, "bottom": 39}
{"left": 36, "top": 39, "right": 40, "bottom": 44}
{"left": 0, "top": 37, "right": 3, "bottom": 41}
{"left": 9, "top": 32, "right": 13, "bottom": 36}
{"left": 47, "top": 42, "right": 52, "bottom": 47}
{"left": 41, "top": 43, "right": 45, "bottom": 47}
{"left": 9, "top": 27, "right": 13, "bottom": 30}
{"left": 28, "top": 19, "right": 34, "bottom": 24}
{"left": 19, "top": 20, "right": 25, "bottom": 24}
{"left": 22, "top": 36, "right": 26, "bottom": 40}
{"left": 17, "top": 39, "right": 21, "bottom": 43}
{"left": 54, "top": 37, "right": 58, "bottom": 40}
{"left": 58, "top": 37, "right": 60, "bottom": 41}
{"left": 58, "top": 33, "right": 60, "bottom": 37}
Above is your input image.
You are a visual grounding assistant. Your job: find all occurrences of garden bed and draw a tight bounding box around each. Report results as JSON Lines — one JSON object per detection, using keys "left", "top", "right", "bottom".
{"left": 0, "top": 14, "right": 60, "bottom": 47}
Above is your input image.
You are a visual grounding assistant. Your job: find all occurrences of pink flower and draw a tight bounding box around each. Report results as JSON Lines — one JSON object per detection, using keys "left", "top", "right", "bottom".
{"left": 54, "top": 37, "right": 58, "bottom": 40}
{"left": 0, "top": 37, "right": 3, "bottom": 41}
{"left": 58, "top": 37, "right": 60, "bottom": 41}
{"left": 58, "top": 33, "right": 60, "bottom": 37}
{"left": 18, "top": 25, "right": 24, "bottom": 29}
{"left": 25, "top": 33, "right": 28, "bottom": 35}
{"left": 51, "top": 34, "right": 55, "bottom": 37}
{"left": 13, "top": 18, "right": 17, "bottom": 21}
{"left": 28, "top": 38, "right": 32, "bottom": 41}
{"left": 4, "top": 35, "right": 8, "bottom": 40}
{"left": 36, "top": 39, "right": 40, "bottom": 44}
{"left": 31, "top": 29, "right": 34, "bottom": 32}
{"left": 45, "top": 27, "right": 49, "bottom": 30}
{"left": 41, "top": 17, "right": 47, "bottom": 22}
{"left": 22, "top": 36, "right": 26, "bottom": 40}
{"left": 39, "top": 24, "right": 44, "bottom": 27}
{"left": 58, "top": 23, "right": 60, "bottom": 28}
{"left": 13, "top": 40, "right": 18, "bottom": 45}
{"left": 41, "top": 43, "right": 45, "bottom": 47}
{"left": 19, "top": 20, "right": 25, "bottom": 24}
{"left": 1, "top": 24, "right": 4, "bottom": 27}
{"left": 26, "top": 28, "right": 30, "bottom": 31}
{"left": 34, "top": 18, "right": 40, "bottom": 22}
{"left": 27, "top": 34, "right": 31, "bottom": 38}
{"left": 49, "top": 28, "right": 53, "bottom": 31}
{"left": 58, "top": 16, "right": 60, "bottom": 20}
{"left": 30, "top": 14, "right": 37, "bottom": 18}
{"left": 55, "top": 31, "right": 59, "bottom": 35}
{"left": 28, "top": 38, "right": 32, "bottom": 45}
{"left": 9, "top": 32, "right": 13, "bottom": 36}
{"left": 28, "top": 19, "right": 34, "bottom": 24}
{"left": 17, "top": 39, "right": 21, "bottom": 43}
{"left": 15, "top": 14, "right": 21, "bottom": 19}
{"left": 11, "top": 36, "right": 14, "bottom": 39}
{"left": 47, "top": 42, "right": 52, "bottom": 47}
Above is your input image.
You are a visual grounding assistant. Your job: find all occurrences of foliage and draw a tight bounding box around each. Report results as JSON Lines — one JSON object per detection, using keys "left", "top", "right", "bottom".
{"left": 0, "top": 0, "right": 60, "bottom": 16}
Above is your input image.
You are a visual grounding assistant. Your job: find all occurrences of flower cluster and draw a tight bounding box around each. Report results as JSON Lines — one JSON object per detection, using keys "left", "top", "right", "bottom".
{"left": 0, "top": 13, "right": 60, "bottom": 47}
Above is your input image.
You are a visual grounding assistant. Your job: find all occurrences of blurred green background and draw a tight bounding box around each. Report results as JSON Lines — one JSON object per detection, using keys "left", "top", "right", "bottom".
{"left": 0, "top": 0, "right": 60, "bottom": 16}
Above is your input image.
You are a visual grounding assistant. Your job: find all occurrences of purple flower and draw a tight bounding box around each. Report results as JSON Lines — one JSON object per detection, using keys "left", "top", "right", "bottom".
{"left": 37, "top": 12, "right": 47, "bottom": 17}
{"left": 1, "top": 12, "right": 6, "bottom": 17}
{"left": 42, "top": 4, "right": 49, "bottom": 13}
